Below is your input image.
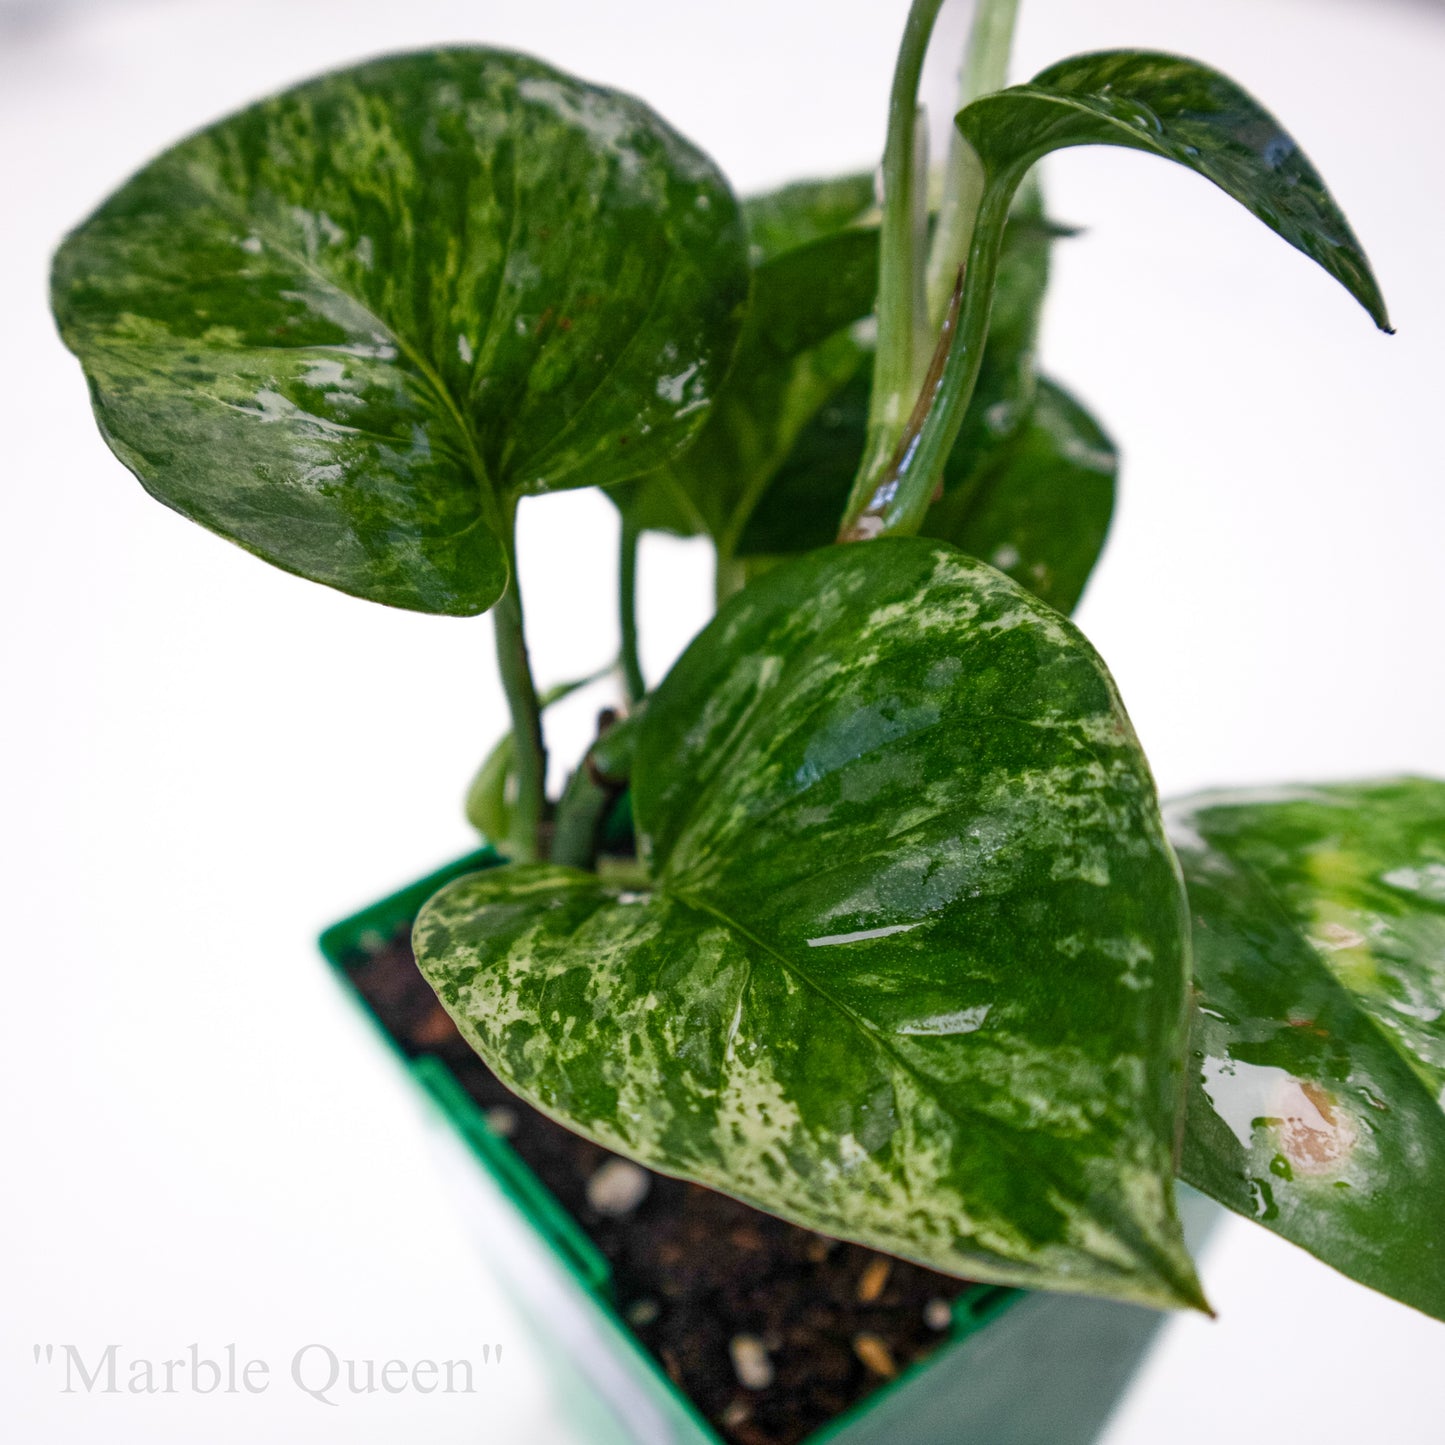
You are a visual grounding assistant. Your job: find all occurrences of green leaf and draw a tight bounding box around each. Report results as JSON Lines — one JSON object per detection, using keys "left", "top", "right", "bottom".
{"left": 740, "top": 172, "right": 876, "bottom": 265}
{"left": 1171, "top": 779, "right": 1445, "bottom": 1321}
{"left": 615, "top": 224, "right": 878, "bottom": 548}
{"left": 417, "top": 538, "right": 1205, "bottom": 1309}
{"left": 945, "top": 185, "right": 1058, "bottom": 478}
{"left": 957, "top": 50, "right": 1390, "bottom": 331}
{"left": 843, "top": 49, "right": 1391, "bottom": 541}
{"left": 465, "top": 671, "right": 609, "bottom": 843}
{"left": 610, "top": 177, "right": 879, "bottom": 544}
{"left": 465, "top": 733, "right": 517, "bottom": 847}
{"left": 52, "top": 49, "right": 749, "bottom": 614}
{"left": 735, "top": 372, "right": 1115, "bottom": 618}
{"left": 925, "top": 378, "right": 1117, "bottom": 615}
{"left": 736, "top": 196, "right": 1063, "bottom": 565}
{"left": 731, "top": 367, "right": 869, "bottom": 554}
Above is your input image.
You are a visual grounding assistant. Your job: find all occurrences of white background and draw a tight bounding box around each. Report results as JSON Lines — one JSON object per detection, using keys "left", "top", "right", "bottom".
{"left": 4, "top": 0, "right": 1443, "bottom": 1440}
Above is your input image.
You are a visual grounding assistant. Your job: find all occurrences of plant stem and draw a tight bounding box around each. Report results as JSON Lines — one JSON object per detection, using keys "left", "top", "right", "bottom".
{"left": 492, "top": 499, "right": 546, "bottom": 863}
{"left": 840, "top": 0, "right": 1023, "bottom": 542}
{"left": 847, "top": 0, "right": 949, "bottom": 519}
{"left": 618, "top": 514, "right": 646, "bottom": 706}
{"left": 925, "top": 0, "right": 1020, "bottom": 327}
{"left": 843, "top": 170, "right": 1018, "bottom": 541}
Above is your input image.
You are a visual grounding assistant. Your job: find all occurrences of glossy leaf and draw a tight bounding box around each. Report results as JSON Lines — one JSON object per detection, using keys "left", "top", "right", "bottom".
{"left": 52, "top": 49, "right": 749, "bottom": 614}
{"left": 842, "top": 48, "right": 1390, "bottom": 541}
{"left": 736, "top": 375, "right": 1114, "bottom": 616}
{"left": 615, "top": 224, "right": 878, "bottom": 546}
{"left": 736, "top": 198, "right": 1060, "bottom": 563}
{"left": 1171, "top": 780, "right": 1445, "bottom": 1321}
{"left": 741, "top": 172, "right": 876, "bottom": 265}
{"left": 417, "top": 538, "right": 1205, "bottom": 1309}
{"left": 928, "top": 378, "right": 1117, "bottom": 615}
{"left": 957, "top": 50, "right": 1390, "bottom": 331}
{"left": 946, "top": 186, "right": 1058, "bottom": 481}
{"left": 611, "top": 179, "right": 880, "bottom": 543}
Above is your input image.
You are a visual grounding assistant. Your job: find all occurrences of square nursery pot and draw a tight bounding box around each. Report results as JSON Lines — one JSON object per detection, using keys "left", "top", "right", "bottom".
{"left": 321, "top": 847, "right": 1218, "bottom": 1445}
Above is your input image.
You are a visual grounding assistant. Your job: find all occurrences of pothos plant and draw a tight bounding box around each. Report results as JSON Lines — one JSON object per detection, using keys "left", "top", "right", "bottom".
{"left": 52, "top": 0, "right": 1445, "bottom": 1325}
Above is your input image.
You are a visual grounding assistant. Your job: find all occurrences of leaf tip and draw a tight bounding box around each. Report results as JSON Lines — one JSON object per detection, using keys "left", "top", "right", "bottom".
{"left": 1178, "top": 1272, "right": 1217, "bottom": 1319}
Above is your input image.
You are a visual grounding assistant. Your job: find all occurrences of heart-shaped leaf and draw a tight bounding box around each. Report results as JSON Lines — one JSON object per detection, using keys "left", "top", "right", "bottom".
{"left": 416, "top": 538, "right": 1205, "bottom": 1309}
{"left": 957, "top": 51, "right": 1389, "bottom": 331}
{"left": 1171, "top": 779, "right": 1445, "bottom": 1322}
{"left": 52, "top": 49, "right": 749, "bottom": 614}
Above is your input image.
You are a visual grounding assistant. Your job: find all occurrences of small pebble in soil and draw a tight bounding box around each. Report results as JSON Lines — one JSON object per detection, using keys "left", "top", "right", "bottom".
{"left": 586, "top": 1158, "right": 651, "bottom": 1217}
{"left": 852, "top": 1333, "right": 897, "bottom": 1379}
{"left": 729, "top": 1334, "right": 775, "bottom": 1391}
{"left": 413, "top": 1005, "right": 460, "bottom": 1048}
{"left": 804, "top": 1235, "right": 836, "bottom": 1264}
{"left": 923, "top": 1297, "right": 953, "bottom": 1332}
{"left": 350, "top": 927, "right": 982, "bottom": 1445}
{"left": 626, "top": 1298, "right": 661, "bottom": 1328}
{"left": 855, "top": 1257, "right": 892, "bottom": 1304}
{"left": 720, "top": 1400, "right": 751, "bottom": 1429}
{"left": 484, "top": 1106, "right": 517, "bottom": 1138}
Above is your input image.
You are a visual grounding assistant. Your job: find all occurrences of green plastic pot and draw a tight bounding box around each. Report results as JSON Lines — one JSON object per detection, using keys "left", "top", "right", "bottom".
{"left": 320, "top": 847, "right": 1217, "bottom": 1445}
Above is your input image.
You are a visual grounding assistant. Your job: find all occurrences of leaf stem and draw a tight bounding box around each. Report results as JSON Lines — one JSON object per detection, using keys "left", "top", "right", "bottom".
{"left": 840, "top": 0, "right": 1022, "bottom": 542}
{"left": 925, "top": 0, "right": 1020, "bottom": 326}
{"left": 492, "top": 498, "right": 546, "bottom": 862}
{"left": 618, "top": 514, "right": 646, "bottom": 706}
{"left": 847, "top": 0, "right": 949, "bottom": 518}
{"left": 841, "top": 170, "right": 1018, "bottom": 540}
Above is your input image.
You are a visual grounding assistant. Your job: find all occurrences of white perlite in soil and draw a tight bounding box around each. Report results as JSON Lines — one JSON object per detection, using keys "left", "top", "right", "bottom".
{"left": 586, "top": 1158, "right": 651, "bottom": 1217}
{"left": 729, "top": 1334, "right": 775, "bottom": 1391}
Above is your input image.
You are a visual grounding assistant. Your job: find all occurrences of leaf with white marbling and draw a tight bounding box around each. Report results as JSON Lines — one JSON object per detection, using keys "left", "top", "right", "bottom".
{"left": 417, "top": 538, "right": 1205, "bottom": 1309}
{"left": 52, "top": 49, "right": 748, "bottom": 613}
{"left": 1173, "top": 779, "right": 1445, "bottom": 1321}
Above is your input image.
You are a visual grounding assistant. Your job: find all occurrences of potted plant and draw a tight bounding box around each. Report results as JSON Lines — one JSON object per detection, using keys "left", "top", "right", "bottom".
{"left": 50, "top": 0, "right": 1442, "bottom": 1440}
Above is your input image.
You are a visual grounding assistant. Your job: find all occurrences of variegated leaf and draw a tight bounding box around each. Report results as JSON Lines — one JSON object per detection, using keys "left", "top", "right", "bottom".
{"left": 956, "top": 51, "right": 1389, "bottom": 330}
{"left": 1173, "top": 779, "right": 1445, "bottom": 1321}
{"left": 612, "top": 222, "right": 878, "bottom": 548}
{"left": 52, "top": 49, "right": 748, "bottom": 614}
{"left": 417, "top": 538, "right": 1205, "bottom": 1309}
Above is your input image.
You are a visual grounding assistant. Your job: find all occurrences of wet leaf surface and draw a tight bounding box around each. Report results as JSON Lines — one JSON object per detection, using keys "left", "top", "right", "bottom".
{"left": 738, "top": 371, "right": 1114, "bottom": 618}
{"left": 956, "top": 50, "right": 1390, "bottom": 330}
{"left": 53, "top": 49, "right": 748, "bottom": 612}
{"left": 417, "top": 538, "right": 1204, "bottom": 1309}
{"left": 736, "top": 199, "right": 1069, "bottom": 575}
{"left": 1172, "top": 779, "right": 1445, "bottom": 1321}
{"left": 926, "top": 378, "right": 1116, "bottom": 616}
{"left": 614, "top": 223, "right": 878, "bottom": 548}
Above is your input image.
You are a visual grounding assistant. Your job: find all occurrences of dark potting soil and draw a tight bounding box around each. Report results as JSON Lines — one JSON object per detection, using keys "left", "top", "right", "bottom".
{"left": 348, "top": 923, "right": 977, "bottom": 1445}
